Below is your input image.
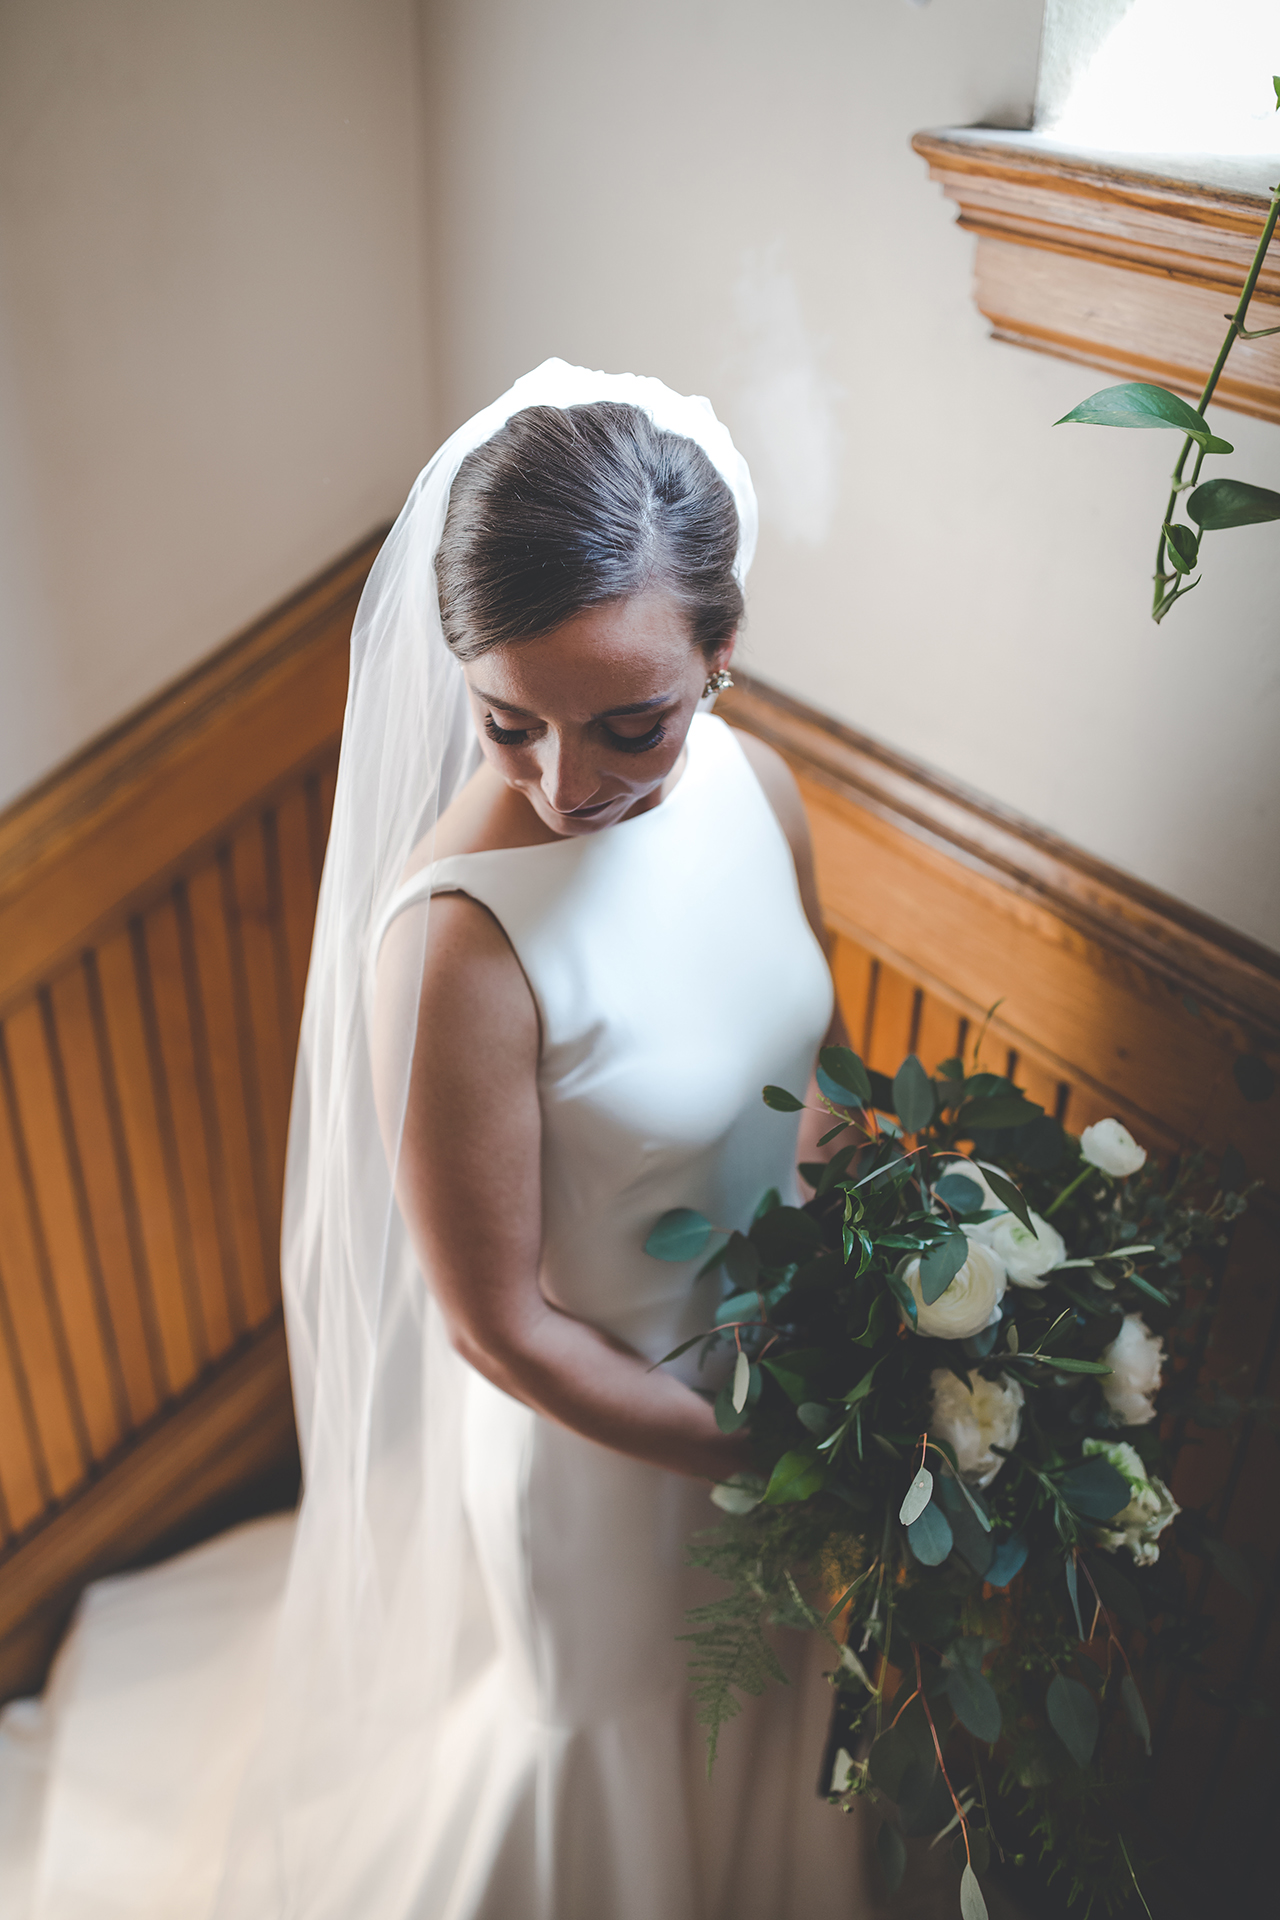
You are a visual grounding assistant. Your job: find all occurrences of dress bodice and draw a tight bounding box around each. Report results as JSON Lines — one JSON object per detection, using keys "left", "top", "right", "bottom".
{"left": 376, "top": 714, "right": 833, "bottom": 1374}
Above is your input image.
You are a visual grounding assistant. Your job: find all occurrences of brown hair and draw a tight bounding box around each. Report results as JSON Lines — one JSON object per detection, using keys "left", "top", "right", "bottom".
{"left": 435, "top": 401, "right": 743, "bottom": 661}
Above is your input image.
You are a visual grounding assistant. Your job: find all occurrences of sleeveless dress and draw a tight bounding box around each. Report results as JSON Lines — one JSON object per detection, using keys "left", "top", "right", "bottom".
{"left": 0, "top": 714, "right": 884, "bottom": 1920}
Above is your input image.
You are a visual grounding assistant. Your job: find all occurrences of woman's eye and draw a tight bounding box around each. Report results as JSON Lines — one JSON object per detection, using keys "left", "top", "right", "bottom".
{"left": 483, "top": 713, "right": 532, "bottom": 746}
{"left": 602, "top": 720, "right": 668, "bottom": 754}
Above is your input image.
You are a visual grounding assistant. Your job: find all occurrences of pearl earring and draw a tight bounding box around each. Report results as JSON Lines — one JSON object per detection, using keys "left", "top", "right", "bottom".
{"left": 703, "top": 669, "right": 734, "bottom": 698}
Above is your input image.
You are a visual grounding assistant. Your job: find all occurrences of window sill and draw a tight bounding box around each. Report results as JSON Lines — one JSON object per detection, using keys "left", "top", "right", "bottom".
{"left": 912, "top": 128, "right": 1280, "bottom": 425}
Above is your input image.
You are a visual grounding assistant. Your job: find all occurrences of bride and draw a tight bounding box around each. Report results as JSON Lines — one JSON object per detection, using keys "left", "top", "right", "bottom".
{"left": 11, "top": 363, "right": 884, "bottom": 1919}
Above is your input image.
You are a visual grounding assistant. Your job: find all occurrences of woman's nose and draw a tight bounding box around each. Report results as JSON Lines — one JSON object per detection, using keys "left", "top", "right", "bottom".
{"left": 540, "top": 736, "right": 600, "bottom": 814}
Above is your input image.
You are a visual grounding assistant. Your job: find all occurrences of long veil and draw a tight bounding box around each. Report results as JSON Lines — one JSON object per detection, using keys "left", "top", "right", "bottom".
{"left": 211, "top": 361, "right": 758, "bottom": 1915}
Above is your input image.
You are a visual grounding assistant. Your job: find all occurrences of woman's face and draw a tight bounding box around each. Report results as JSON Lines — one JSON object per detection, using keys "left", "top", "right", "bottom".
{"left": 464, "top": 591, "right": 734, "bottom": 838}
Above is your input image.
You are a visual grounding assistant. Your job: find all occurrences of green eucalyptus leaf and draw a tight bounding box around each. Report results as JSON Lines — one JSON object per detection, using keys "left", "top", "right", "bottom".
{"left": 899, "top": 1466, "right": 934, "bottom": 1526}
{"left": 1056, "top": 381, "right": 1234, "bottom": 454}
{"left": 819, "top": 1045, "right": 873, "bottom": 1103}
{"left": 920, "top": 1230, "right": 971, "bottom": 1303}
{"left": 644, "top": 1208, "right": 713, "bottom": 1261}
{"left": 906, "top": 1501, "right": 954, "bottom": 1566}
{"left": 1059, "top": 1457, "right": 1131, "bottom": 1520}
{"left": 1046, "top": 1672, "right": 1099, "bottom": 1769}
{"left": 762, "top": 1084, "right": 805, "bottom": 1112}
{"left": 876, "top": 1819, "right": 906, "bottom": 1894}
{"left": 762, "top": 1447, "right": 826, "bottom": 1504}
{"left": 1121, "top": 1673, "right": 1152, "bottom": 1757}
{"left": 946, "top": 1662, "right": 1002, "bottom": 1744}
{"left": 960, "top": 1862, "right": 990, "bottom": 1920}
{"left": 893, "top": 1053, "right": 936, "bottom": 1131}
{"left": 959, "top": 1095, "right": 1043, "bottom": 1134}
{"left": 1187, "top": 477, "right": 1280, "bottom": 529}
{"left": 797, "top": 1400, "right": 834, "bottom": 1436}
{"left": 934, "top": 1172, "right": 986, "bottom": 1212}
{"left": 1065, "top": 1554, "right": 1085, "bottom": 1639}
{"left": 985, "top": 1533, "right": 1028, "bottom": 1589}
{"left": 714, "top": 1382, "right": 749, "bottom": 1433}
{"left": 886, "top": 1270, "right": 918, "bottom": 1331}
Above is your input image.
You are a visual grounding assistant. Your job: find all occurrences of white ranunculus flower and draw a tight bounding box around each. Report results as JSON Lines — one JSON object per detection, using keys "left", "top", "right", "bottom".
{"left": 902, "top": 1233, "right": 1007, "bottom": 1341}
{"left": 1079, "top": 1118, "right": 1147, "bottom": 1178}
{"left": 929, "top": 1367, "right": 1024, "bottom": 1487}
{"left": 1099, "top": 1312, "right": 1165, "bottom": 1426}
{"left": 967, "top": 1208, "right": 1067, "bottom": 1290}
{"left": 1083, "top": 1437, "right": 1179, "bottom": 1565}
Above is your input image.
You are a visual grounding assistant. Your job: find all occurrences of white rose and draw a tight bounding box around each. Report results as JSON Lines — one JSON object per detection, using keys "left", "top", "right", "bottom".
{"left": 967, "top": 1209, "right": 1067, "bottom": 1290}
{"left": 1083, "top": 1437, "right": 1179, "bottom": 1566}
{"left": 902, "top": 1234, "right": 1007, "bottom": 1341}
{"left": 1099, "top": 1312, "right": 1165, "bottom": 1426}
{"left": 1079, "top": 1119, "right": 1147, "bottom": 1178}
{"left": 929, "top": 1368, "right": 1024, "bottom": 1487}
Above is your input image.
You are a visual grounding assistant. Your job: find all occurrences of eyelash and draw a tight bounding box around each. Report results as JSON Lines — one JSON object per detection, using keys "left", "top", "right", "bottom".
{"left": 483, "top": 715, "right": 668, "bottom": 755}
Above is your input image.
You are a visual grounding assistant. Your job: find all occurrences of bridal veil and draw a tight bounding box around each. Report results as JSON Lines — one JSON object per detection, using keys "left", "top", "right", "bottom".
{"left": 211, "top": 361, "right": 758, "bottom": 1914}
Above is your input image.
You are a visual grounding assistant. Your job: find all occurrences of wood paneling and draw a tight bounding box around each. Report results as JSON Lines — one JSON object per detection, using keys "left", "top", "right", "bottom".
{"left": 913, "top": 130, "right": 1280, "bottom": 424}
{"left": 0, "top": 535, "right": 383, "bottom": 1697}
{"left": 720, "top": 673, "right": 1279, "bottom": 1909}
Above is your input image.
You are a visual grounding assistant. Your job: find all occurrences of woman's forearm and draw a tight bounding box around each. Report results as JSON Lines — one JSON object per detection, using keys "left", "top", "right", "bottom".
{"left": 449, "top": 1298, "right": 751, "bottom": 1482}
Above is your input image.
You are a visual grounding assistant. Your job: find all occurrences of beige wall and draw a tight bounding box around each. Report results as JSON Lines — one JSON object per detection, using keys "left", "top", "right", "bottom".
{"left": 2, "top": 0, "right": 1276, "bottom": 947}
{"left": 424, "top": 0, "right": 1280, "bottom": 949}
{"left": 0, "top": 0, "right": 432, "bottom": 809}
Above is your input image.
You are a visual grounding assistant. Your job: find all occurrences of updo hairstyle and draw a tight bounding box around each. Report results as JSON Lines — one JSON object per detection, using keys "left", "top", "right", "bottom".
{"left": 435, "top": 401, "right": 743, "bottom": 662}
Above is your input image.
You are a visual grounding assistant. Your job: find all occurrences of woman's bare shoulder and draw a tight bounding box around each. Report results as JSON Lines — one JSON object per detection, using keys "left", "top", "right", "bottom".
{"left": 400, "top": 762, "right": 559, "bottom": 884}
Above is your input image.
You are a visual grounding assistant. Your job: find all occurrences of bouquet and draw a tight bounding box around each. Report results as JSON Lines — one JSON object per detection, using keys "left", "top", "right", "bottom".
{"left": 645, "top": 1032, "right": 1254, "bottom": 1919}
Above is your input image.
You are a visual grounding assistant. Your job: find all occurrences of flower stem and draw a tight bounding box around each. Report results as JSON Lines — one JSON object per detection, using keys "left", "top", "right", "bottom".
{"left": 1044, "top": 1164, "right": 1092, "bottom": 1218}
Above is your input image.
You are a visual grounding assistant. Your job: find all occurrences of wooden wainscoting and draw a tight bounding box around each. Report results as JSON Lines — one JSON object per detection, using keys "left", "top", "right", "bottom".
{"left": 720, "top": 674, "right": 1280, "bottom": 1909}
{"left": 0, "top": 532, "right": 384, "bottom": 1699}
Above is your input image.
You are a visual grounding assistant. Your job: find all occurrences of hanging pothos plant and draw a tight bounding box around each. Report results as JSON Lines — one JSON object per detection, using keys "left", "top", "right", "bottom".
{"left": 1057, "top": 79, "right": 1280, "bottom": 623}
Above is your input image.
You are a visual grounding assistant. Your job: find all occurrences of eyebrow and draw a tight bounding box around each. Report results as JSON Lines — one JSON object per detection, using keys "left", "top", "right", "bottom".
{"left": 472, "top": 690, "right": 676, "bottom": 721}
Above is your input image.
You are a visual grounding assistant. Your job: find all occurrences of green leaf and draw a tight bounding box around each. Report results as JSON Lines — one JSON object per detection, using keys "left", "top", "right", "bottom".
{"left": 899, "top": 1466, "right": 935, "bottom": 1526}
{"left": 752, "top": 1186, "right": 782, "bottom": 1221}
{"left": 762, "top": 1447, "right": 826, "bottom": 1503}
{"left": 876, "top": 1819, "right": 906, "bottom": 1894}
{"left": 1274, "top": 73, "right": 1280, "bottom": 108}
{"left": 1124, "top": 1269, "right": 1172, "bottom": 1307}
{"left": 892, "top": 1053, "right": 936, "bottom": 1131}
{"left": 1046, "top": 1672, "right": 1099, "bottom": 1769}
{"left": 1187, "top": 477, "right": 1280, "bottom": 530}
{"left": 907, "top": 1501, "right": 954, "bottom": 1565}
{"left": 959, "top": 1095, "right": 1044, "bottom": 1133}
{"left": 762, "top": 1084, "right": 804, "bottom": 1112}
{"left": 1027, "top": 1354, "right": 1114, "bottom": 1376}
{"left": 934, "top": 1171, "right": 986, "bottom": 1212}
{"left": 886, "top": 1269, "right": 918, "bottom": 1331}
{"left": 819, "top": 1045, "right": 873, "bottom": 1104}
{"left": 920, "top": 1230, "right": 970, "bottom": 1304}
{"left": 1056, "top": 381, "right": 1234, "bottom": 455}
{"left": 723, "top": 1231, "right": 762, "bottom": 1289}
{"left": 986, "top": 1533, "right": 1027, "bottom": 1589}
{"left": 1162, "top": 521, "right": 1199, "bottom": 574}
{"left": 947, "top": 1662, "right": 1002, "bottom": 1744}
{"left": 1121, "top": 1673, "right": 1152, "bottom": 1756}
{"left": 750, "top": 1204, "right": 823, "bottom": 1265}
{"left": 960, "top": 1862, "right": 989, "bottom": 1920}
{"left": 644, "top": 1208, "right": 713, "bottom": 1261}
{"left": 1233, "top": 1054, "right": 1275, "bottom": 1103}
{"left": 1084, "top": 1553, "right": 1145, "bottom": 1631}
{"left": 761, "top": 1349, "right": 825, "bottom": 1406}
{"left": 714, "top": 1382, "right": 748, "bottom": 1433}
{"left": 1065, "top": 1554, "right": 1085, "bottom": 1639}
{"left": 797, "top": 1400, "right": 834, "bottom": 1436}
{"left": 1059, "top": 1457, "right": 1131, "bottom": 1521}
{"left": 732, "top": 1348, "right": 751, "bottom": 1413}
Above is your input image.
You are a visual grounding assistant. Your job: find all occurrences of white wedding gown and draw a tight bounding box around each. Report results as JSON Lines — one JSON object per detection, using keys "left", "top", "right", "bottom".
{"left": 1, "top": 715, "right": 885, "bottom": 1919}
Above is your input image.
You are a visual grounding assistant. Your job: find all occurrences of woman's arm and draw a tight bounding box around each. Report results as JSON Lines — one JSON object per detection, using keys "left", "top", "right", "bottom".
{"left": 373, "top": 894, "right": 750, "bottom": 1482}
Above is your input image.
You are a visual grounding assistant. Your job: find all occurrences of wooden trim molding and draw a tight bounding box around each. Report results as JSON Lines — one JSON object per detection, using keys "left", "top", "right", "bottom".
{"left": 912, "top": 129, "right": 1280, "bottom": 424}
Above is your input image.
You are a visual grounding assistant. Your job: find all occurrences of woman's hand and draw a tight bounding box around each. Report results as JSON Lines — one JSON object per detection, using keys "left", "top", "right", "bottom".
{"left": 373, "top": 891, "right": 746, "bottom": 1484}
